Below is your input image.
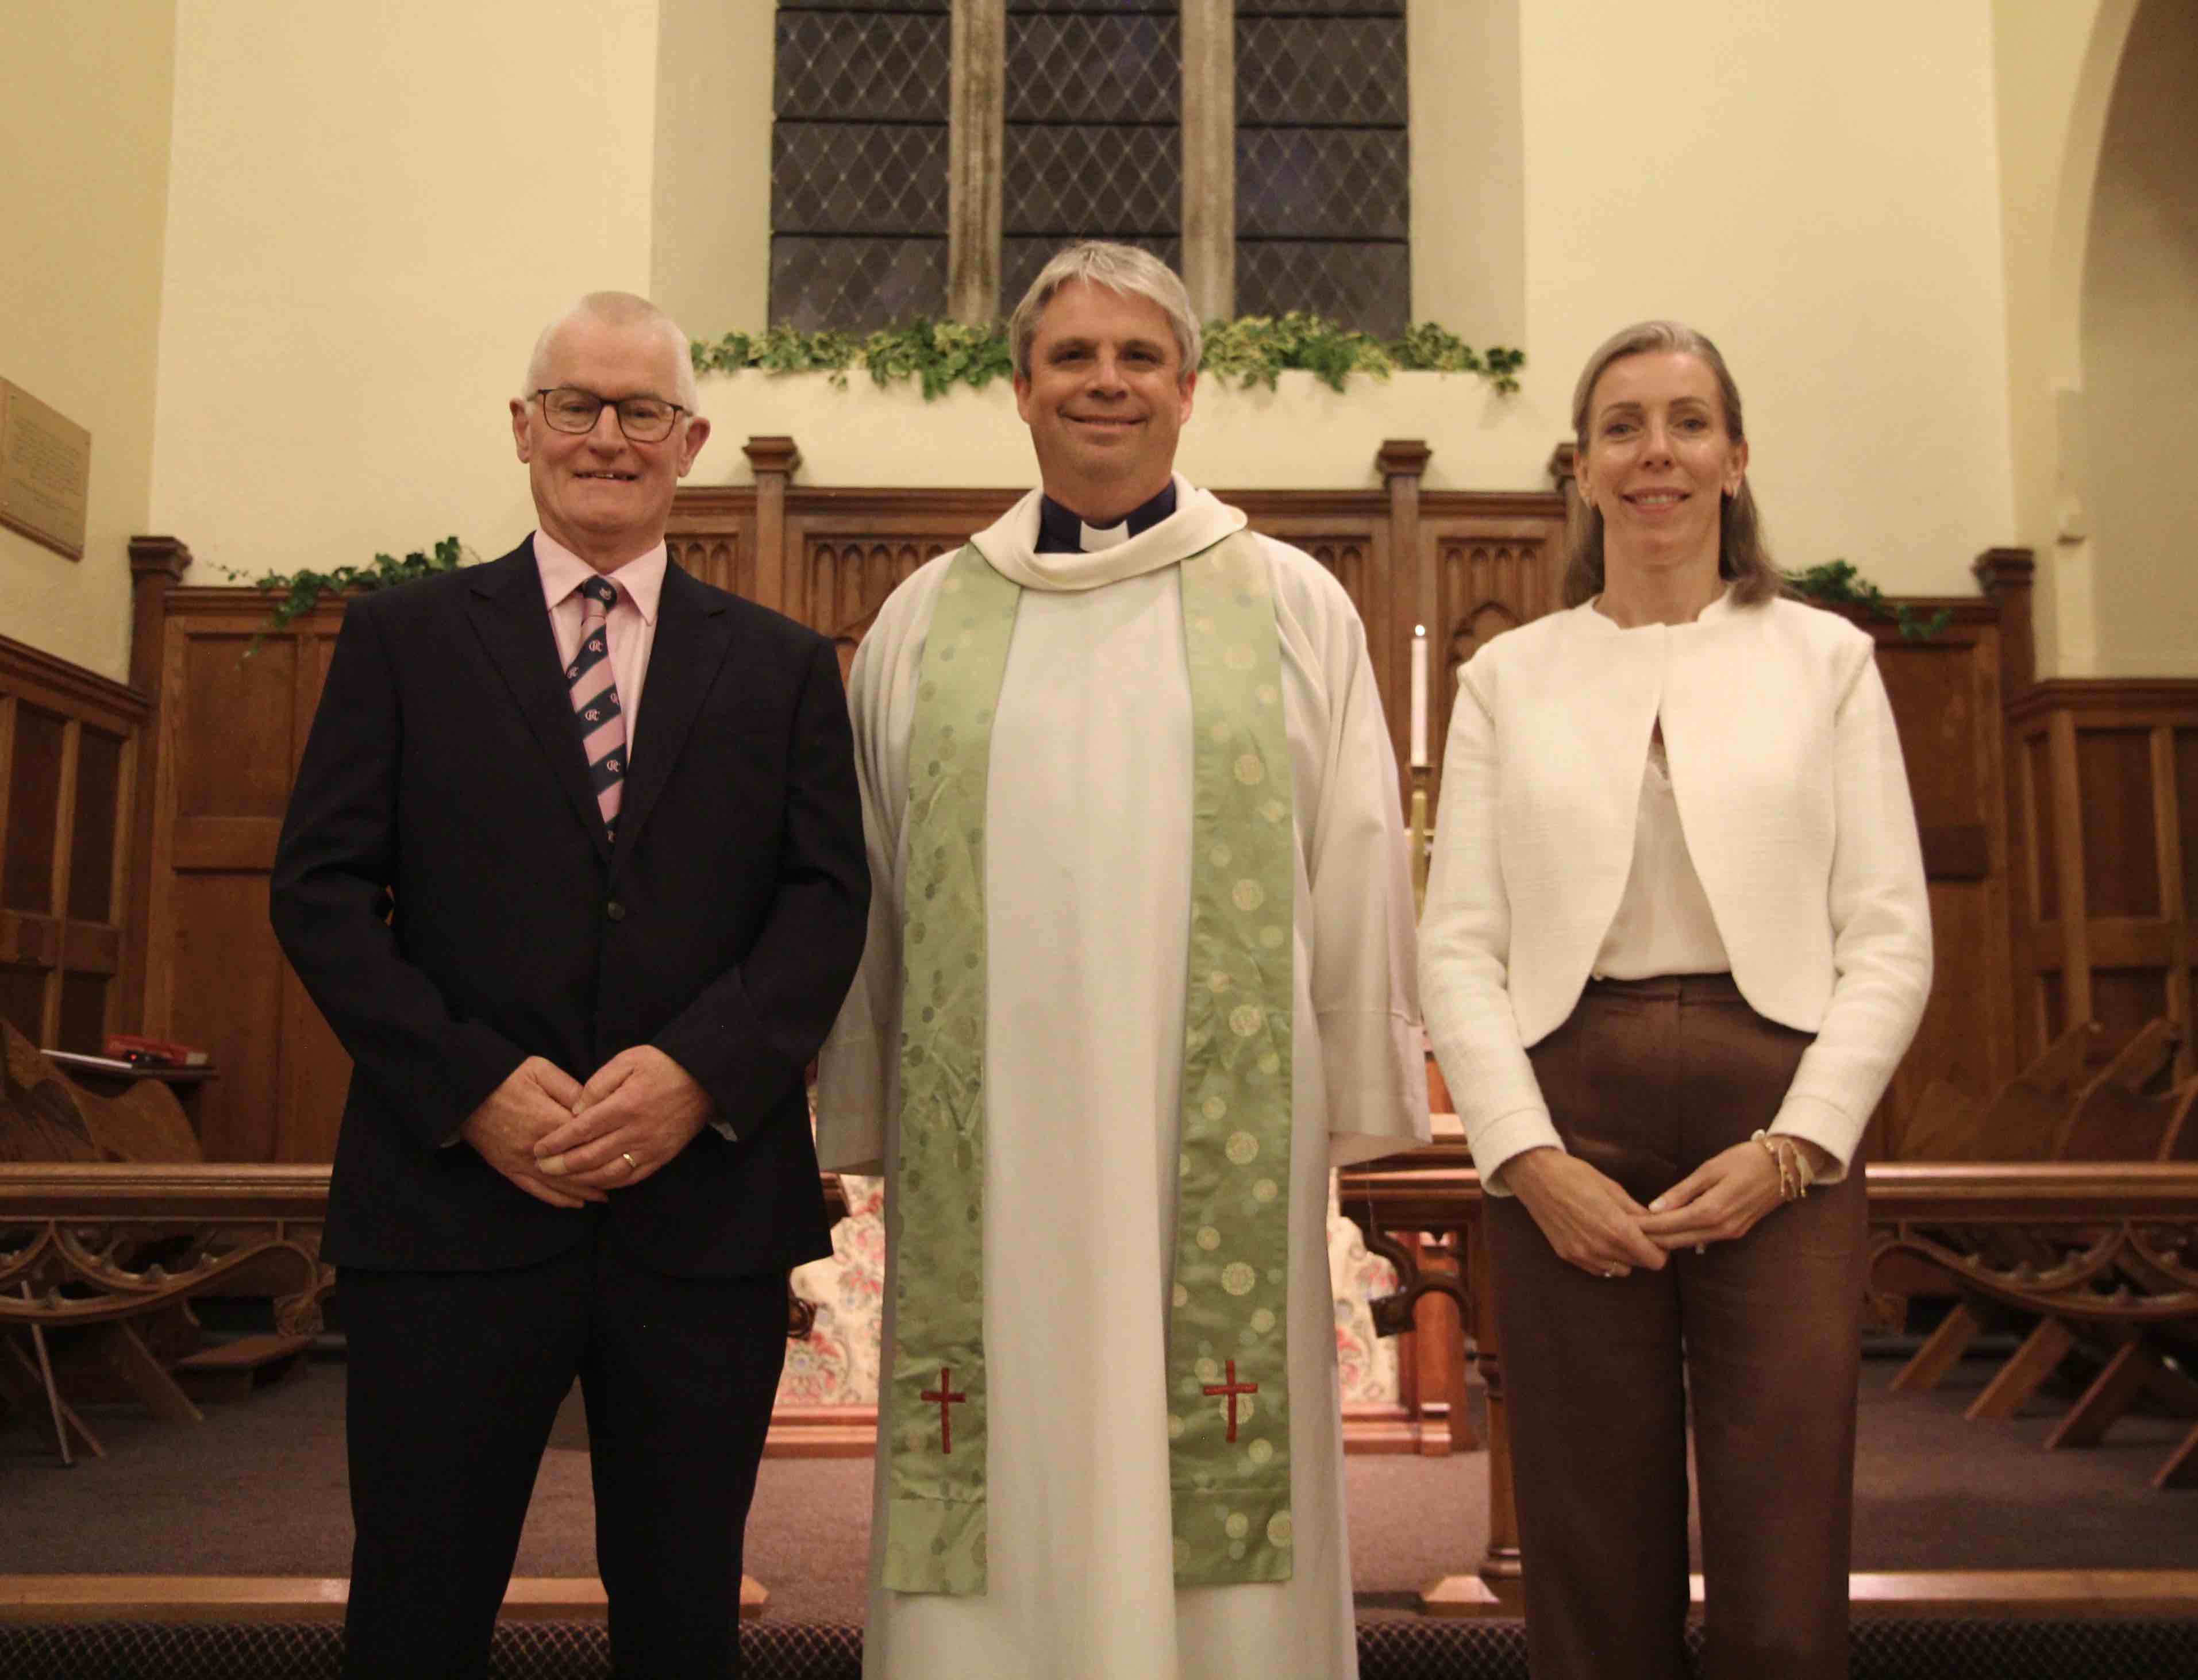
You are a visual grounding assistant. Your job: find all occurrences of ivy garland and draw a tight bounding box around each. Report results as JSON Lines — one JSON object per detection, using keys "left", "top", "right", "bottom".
{"left": 225, "top": 537, "right": 474, "bottom": 650}
{"left": 1785, "top": 560, "right": 1951, "bottom": 641}
{"left": 237, "top": 545, "right": 1943, "bottom": 648}
{"left": 692, "top": 313, "right": 1526, "bottom": 396}
{"left": 226, "top": 329, "right": 1933, "bottom": 646}
{"left": 236, "top": 541, "right": 1941, "bottom": 647}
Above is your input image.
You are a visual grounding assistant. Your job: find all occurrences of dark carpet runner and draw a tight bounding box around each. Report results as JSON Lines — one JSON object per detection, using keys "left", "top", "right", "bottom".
{"left": 4, "top": 1619, "right": 2195, "bottom": 1679}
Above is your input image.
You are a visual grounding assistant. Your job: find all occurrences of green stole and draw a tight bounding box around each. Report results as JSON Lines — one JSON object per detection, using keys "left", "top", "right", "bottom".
{"left": 883, "top": 529, "right": 1296, "bottom": 1596}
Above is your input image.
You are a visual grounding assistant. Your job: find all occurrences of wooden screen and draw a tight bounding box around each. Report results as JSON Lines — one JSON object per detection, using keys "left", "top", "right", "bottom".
{"left": 129, "top": 552, "right": 351, "bottom": 1165}
{"left": 2008, "top": 679, "right": 2198, "bottom": 1082}
{"left": 121, "top": 437, "right": 2041, "bottom": 1161}
{"left": 0, "top": 634, "right": 144, "bottom": 1055}
{"left": 1864, "top": 607, "right": 2020, "bottom": 1151}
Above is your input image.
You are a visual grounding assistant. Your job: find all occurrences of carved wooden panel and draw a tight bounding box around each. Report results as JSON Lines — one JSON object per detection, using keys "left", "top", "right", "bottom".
{"left": 799, "top": 533, "right": 954, "bottom": 639}
{"left": 1421, "top": 510, "right": 1564, "bottom": 823}
{"left": 669, "top": 533, "right": 754, "bottom": 602}
{"left": 140, "top": 598, "right": 349, "bottom": 1162}
{"left": 2005, "top": 682, "right": 2198, "bottom": 1086}
{"left": 1863, "top": 612, "right": 2018, "bottom": 1152}
{"left": 1229, "top": 491, "right": 1404, "bottom": 783}
{"left": 778, "top": 491, "right": 1016, "bottom": 638}
{"left": 0, "top": 635, "right": 144, "bottom": 1056}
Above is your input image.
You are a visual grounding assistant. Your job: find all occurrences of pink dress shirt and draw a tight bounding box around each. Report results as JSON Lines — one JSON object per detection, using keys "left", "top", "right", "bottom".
{"left": 534, "top": 530, "right": 667, "bottom": 754}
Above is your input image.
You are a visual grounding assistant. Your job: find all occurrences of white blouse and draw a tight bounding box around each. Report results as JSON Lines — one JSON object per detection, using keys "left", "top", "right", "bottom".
{"left": 1592, "top": 736, "right": 1731, "bottom": 981}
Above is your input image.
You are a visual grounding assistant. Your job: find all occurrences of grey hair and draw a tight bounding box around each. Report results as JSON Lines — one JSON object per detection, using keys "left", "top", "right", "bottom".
{"left": 1007, "top": 241, "right": 1202, "bottom": 383}
{"left": 1562, "top": 319, "right": 1776, "bottom": 608}
{"left": 522, "top": 291, "right": 699, "bottom": 411}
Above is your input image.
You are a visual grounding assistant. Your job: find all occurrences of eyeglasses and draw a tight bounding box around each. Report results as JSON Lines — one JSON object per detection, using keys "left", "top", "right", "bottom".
{"left": 533, "top": 387, "right": 687, "bottom": 444}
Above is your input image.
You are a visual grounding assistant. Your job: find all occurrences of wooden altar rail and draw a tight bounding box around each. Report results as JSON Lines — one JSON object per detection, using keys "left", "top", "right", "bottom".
{"left": 7, "top": 1159, "right": 2197, "bottom": 1597}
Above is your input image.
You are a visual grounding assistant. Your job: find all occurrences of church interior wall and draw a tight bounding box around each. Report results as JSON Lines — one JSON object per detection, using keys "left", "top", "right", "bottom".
{"left": 124, "top": 0, "right": 2051, "bottom": 619}
{"left": 1515, "top": 0, "right": 2016, "bottom": 602}
{"left": 671, "top": 0, "right": 2021, "bottom": 598}
{"left": 1989, "top": 0, "right": 2133, "bottom": 680}
{"left": 648, "top": 0, "right": 772, "bottom": 342}
{"left": 1408, "top": 0, "right": 1526, "bottom": 348}
{"left": 148, "top": 0, "right": 663, "bottom": 587}
{"left": 2078, "top": 0, "right": 2198, "bottom": 679}
{"left": 0, "top": 2, "right": 176, "bottom": 683}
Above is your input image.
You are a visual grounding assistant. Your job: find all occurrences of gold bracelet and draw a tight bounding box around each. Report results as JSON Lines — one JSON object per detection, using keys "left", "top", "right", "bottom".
{"left": 1751, "top": 1130, "right": 1804, "bottom": 1202}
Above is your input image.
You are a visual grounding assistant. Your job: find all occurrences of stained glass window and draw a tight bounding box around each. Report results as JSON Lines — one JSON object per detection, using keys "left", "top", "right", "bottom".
{"left": 771, "top": 3, "right": 953, "bottom": 331}
{"left": 999, "top": 1, "right": 1183, "bottom": 316}
{"left": 1235, "top": 1, "right": 1410, "bottom": 336}
{"left": 769, "top": 1, "right": 1411, "bottom": 334}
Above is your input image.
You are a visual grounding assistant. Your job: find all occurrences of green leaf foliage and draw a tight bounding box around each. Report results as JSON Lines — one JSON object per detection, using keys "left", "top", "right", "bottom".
{"left": 1786, "top": 559, "right": 1951, "bottom": 641}
{"left": 226, "top": 535, "right": 474, "bottom": 654}
{"left": 693, "top": 314, "right": 1523, "bottom": 398}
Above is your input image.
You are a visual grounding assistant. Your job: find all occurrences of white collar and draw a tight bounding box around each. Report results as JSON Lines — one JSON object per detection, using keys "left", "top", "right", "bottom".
{"left": 971, "top": 473, "right": 1248, "bottom": 592}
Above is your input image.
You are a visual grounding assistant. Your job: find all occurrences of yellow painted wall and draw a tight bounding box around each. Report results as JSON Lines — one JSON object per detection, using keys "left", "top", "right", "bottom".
{"left": 693, "top": 0, "right": 2019, "bottom": 596}
{"left": 2081, "top": 0, "right": 2198, "bottom": 677}
{"left": 650, "top": 0, "right": 772, "bottom": 340}
{"left": 1990, "top": 0, "right": 2132, "bottom": 677}
{"left": 151, "top": 0, "right": 662, "bottom": 584}
{"left": 145, "top": 0, "right": 2028, "bottom": 607}
{"left": 0, "top": 3, "right": 175, "bottom": 681}
{"left": 1411, "top": 0, "right": 1525, "bottom": 348}
{"left": 1514, "top": 1, "right": 2014, "bottom": 598}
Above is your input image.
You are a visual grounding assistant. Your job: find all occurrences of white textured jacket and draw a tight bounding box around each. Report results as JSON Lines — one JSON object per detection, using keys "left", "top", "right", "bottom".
{"left": 1418, "top": 590, "right": 1932, "bottom": 1191}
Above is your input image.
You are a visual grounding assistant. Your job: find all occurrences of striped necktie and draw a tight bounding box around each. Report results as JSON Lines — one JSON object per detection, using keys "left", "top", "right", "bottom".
{"left": 568, "top": 575, "right": 626, "bottom": 842}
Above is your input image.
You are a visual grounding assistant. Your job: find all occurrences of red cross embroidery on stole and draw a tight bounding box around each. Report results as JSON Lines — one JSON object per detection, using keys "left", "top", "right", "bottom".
{"left": 1202, "top": 1361, "right": 1258, "bottom": 1442}
{"left": 922, "top": 1367, "right": 968, "bottom": 1454}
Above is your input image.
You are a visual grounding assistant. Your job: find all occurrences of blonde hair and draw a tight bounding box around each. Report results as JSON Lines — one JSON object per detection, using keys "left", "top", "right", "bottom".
{"left": 522, "top": 291, "right": 698, "bottom": 410}
{"left": 1562, "top": 319, "right": 1775, "bottom": 608}
{"left": 1007, "top": 242, "right": 1202, "bottom": 382}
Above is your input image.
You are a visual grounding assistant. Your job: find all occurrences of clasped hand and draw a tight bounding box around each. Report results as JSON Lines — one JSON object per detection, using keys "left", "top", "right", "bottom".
{"left": 457, "top": 1047, "right": 713, "bottom": 1208}
{"left": 1508, "top": 1139, "right": 1800, "bottom": 1279}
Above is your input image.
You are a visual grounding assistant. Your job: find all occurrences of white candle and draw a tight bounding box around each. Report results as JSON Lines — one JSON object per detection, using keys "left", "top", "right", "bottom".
{"left": 1410, "top": 624, "right": 1429, "bottom": 767}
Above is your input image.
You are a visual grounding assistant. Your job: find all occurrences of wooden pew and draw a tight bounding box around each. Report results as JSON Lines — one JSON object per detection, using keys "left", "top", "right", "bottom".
{"left": 1890, "top": 1023, "right": 2103, "bottom": 1390}
{"left": 2024, "top": 1066, "right": 2198, "bottom": 1484}
{"left": 0, "top": 1024, "right": 306, "bottom": 1460}
{"left": 1896, "top": 1021, "right": 2101, "bottom": 1165}
{"left": 1894, "top": 1023, "right": 2184, "bottom": 1399}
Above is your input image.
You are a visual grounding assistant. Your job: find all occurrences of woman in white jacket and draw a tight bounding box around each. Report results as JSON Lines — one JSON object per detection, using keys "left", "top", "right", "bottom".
{"left": 1419, "top": 321, "right": 1930, "bottom": 1680}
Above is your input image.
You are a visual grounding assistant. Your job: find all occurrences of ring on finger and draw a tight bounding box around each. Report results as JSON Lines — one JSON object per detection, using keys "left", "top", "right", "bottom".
{"left": 1602, "top": 1266, "right": 1622, "bottom": 1278}
{"left": 620, "top": 1151, "right": 639, "bottom": 1173}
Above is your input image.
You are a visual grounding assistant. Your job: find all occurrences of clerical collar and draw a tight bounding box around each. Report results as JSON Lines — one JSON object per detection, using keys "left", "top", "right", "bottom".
{"left": 1035, "top": 483, "right": 1177, "bottom": 553}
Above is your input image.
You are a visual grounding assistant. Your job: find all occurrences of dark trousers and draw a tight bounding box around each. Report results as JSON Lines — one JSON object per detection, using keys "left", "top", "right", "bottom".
{"left": 338, "top": 1234, "right": 789, "bottom": 1679}
{"left": 1486, "top": 975, "right": 1867, "bottom": 1680}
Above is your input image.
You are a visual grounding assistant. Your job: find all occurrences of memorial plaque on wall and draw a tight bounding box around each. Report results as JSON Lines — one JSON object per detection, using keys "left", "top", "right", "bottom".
{"left": 0, "top": 377, "right": 92, "bottom": 560}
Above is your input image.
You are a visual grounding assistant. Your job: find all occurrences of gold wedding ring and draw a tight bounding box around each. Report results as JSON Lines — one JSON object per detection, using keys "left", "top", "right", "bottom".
{"left": 621, "top": 1151, "right": 638, "bottom": 1173}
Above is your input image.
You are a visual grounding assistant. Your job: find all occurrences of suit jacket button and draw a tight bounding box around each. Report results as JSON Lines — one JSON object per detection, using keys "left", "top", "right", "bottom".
{"left": 605, "top": 900, "right": 626, "bottom": 922}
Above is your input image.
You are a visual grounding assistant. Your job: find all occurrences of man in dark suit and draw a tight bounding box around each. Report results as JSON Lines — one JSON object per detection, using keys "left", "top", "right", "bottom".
{"left": 271, "top": 291, "right": 867, "bottom": 1678}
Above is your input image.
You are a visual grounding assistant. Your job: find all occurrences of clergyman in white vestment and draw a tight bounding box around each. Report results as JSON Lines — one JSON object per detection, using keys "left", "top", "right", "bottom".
{"left": 816, "top": 242, "right": 1429, "bottom": 1679}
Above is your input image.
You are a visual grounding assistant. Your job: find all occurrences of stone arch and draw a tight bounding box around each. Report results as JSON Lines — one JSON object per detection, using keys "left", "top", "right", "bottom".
{"left": 2075, "top": 0, "right": 2198, "bottom": 675}
{"left": 2015, "top": 0, "right": 2143, "bottom": 674}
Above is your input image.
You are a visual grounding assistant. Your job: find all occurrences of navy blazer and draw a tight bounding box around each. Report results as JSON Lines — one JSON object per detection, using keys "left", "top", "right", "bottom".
{"left": 271, "top": 538, "right": 868, "bottom": 1277}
